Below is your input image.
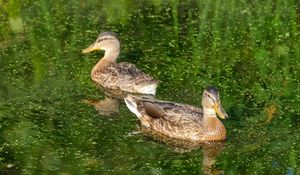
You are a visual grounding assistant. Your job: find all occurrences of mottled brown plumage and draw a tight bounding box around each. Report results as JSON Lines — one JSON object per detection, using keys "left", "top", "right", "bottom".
{"left": 125, "top": 86, "right": 228, "bottom": 141}
{"left": 82, "top": 32, "right": 159, "bottom": 97}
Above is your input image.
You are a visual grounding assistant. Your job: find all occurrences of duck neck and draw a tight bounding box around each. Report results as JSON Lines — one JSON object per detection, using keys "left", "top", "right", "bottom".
{"left": 202, "top": 108, "right": 226, "bottom": 141}
{"left": 91, "top": 50, "right": 120, "bottom": 77}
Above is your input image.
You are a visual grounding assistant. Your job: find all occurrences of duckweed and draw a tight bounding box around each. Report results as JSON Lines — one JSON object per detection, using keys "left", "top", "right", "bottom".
{"left": 0, "top": 0, "right": 299, "bottom": 174}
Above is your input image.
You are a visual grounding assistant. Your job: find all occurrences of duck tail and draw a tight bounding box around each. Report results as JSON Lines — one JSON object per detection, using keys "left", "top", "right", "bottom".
{"left": 137, "top": 82, "right": 158, "bottom": 95}
{"left": 124, "top": 96, "right": 142, "bottom": 119}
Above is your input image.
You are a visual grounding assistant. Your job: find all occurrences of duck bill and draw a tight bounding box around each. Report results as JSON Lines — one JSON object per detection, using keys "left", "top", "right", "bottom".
{"left": 214, "top": 102, "right": 228, "bottom": 119}
{"left": 82, "top": 43, "right": 100, "bottom": 54}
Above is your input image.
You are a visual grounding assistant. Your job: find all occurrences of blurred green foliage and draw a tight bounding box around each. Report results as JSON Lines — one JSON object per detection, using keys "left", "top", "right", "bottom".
{"left": 0, "top": 0, "right": 299, "bottom": 174}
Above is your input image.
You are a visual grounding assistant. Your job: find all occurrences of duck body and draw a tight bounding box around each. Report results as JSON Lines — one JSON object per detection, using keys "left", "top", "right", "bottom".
{"left": 125, "top": 87, "right": 228, "bottom": 142}
{"left": 83, "top": 32, "right": 159, "bottom": 96}
{"left": 92, "top": 61, "right": 158, "bottom": 96}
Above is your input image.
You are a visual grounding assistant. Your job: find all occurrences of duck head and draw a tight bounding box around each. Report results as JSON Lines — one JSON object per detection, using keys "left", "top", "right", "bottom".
{"left": 82, "top": 32, "right": 120, "bottom": 54}
{"left": 201, "top": 86, "right": 228, "bottom": 119}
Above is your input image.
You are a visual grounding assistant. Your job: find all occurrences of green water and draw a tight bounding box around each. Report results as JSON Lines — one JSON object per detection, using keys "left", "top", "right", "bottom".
{"left": 1, "top": 0, "right": 300, "bottom": 174}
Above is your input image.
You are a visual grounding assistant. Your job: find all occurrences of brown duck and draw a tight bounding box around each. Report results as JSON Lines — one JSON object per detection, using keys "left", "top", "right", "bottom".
{"left": 82, "top": 32, "right": 159, "bottom": 96}
{"left": 124, "top": 86, "right": 228, "bottom": 141}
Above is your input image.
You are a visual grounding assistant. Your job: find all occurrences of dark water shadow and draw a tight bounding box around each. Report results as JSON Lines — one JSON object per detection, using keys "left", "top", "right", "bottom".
{"left": 138, "top": 126, "right": 225, "bottom": 175}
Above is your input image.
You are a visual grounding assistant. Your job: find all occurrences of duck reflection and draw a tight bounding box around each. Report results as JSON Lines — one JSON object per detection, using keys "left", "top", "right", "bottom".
{"left": 82, "top": 96, "right": 120, "bottom": 116}
{"left": 83, "top": 87, "right": 154, "bottom": 116}
{"left": 140, "top": 126, "right": 225, "bottom": 175}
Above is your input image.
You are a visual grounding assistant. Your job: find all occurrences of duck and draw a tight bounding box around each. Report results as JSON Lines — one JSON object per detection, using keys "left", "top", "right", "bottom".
{"left": 124, "top": 86, "right": 228, "bottom": 141}
{"left": 82, "top": 32, "right": 159, "bottom": 96}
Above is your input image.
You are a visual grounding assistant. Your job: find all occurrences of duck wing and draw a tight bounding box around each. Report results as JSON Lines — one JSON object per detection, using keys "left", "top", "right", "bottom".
{"left": 125, "top": 96, "right": 206, "bottom": 140}
{"left": 138, "top": 98, "right": 203, "bottom": 126}
{"left": 98, "top": 62, "right": 158, "bottom": 94}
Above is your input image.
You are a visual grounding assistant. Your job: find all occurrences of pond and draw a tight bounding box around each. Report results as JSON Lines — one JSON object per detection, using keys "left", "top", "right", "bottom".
{"left": 0, "top": 0, "right": 300, "bottom": 174}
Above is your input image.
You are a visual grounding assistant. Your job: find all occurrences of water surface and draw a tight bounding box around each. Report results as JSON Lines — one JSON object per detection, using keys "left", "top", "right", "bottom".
{"left": 0, "top": 1, "right": 300, "bottom": 174}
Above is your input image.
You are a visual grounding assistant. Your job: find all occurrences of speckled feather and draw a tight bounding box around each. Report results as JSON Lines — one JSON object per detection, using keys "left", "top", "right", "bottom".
{"left": 92, "top": 62, "right": 158, "bottom": 95}
{"left": 132, "top": 97, "right": 205, "bottom": 140}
